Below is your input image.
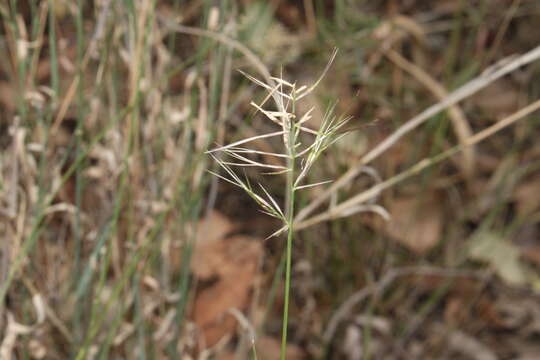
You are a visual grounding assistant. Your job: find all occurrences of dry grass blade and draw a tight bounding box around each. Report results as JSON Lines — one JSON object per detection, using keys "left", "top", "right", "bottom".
{"left": 295, "top": 47, "right": 338, "bottom": 100}
{"left": 259, "top": 184, "right": 285, "bottom": 220}
{"left": 223, "top": 150, "right": 287, "bottom": 170}
{"left": 206, "top": 131, "right": 286, "bottom": 154}
{"left": 250, "top": 101, "right": 289, "bottom": 127}
{"left": 241, "top": 70, "right": 294, "bottom": 100}
{"left": 270, "top": 76, "right": 296, "bottom": 88}
{"left": 297, "top": 107, "right": 314, "bottom": 125}
{"left": 295, "top": 179, "right": 333, "bottom": 190}
{"left": 338, "top": 204, "right": 390, "bottom": 220}
{"left": 228, "top": 147, "right": 290, "bottom": 159}
{"left": 265, "top": 224, "right": 289, "bottom": 240}
{"left": 386, "top": 49, "right": 475, "bottom": 177}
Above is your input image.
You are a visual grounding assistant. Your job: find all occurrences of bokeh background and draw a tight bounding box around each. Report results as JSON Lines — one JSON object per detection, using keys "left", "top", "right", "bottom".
{"left": 1, "top": 0, "right": 540, "bottom": 359}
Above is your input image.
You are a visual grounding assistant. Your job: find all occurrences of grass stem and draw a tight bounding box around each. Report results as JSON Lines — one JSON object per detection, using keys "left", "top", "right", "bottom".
{"left": 281, "top": 139, "right": 296, "bottom": 360}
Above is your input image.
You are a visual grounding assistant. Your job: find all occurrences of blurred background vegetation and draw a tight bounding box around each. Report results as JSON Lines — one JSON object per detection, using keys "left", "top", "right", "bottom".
{"left": 1, "top": 0, "right": 540, "bottom": 359}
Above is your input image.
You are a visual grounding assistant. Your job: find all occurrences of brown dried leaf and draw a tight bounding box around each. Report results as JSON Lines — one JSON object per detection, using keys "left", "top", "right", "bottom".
{"left": 194, "top": 272, "right": 251, "bottom": 348}
{"left": 191, "top": 211, "right": 237, "bottom": 279}
{"left": 385, "top": 195, "right": 443, "bottom": 254}
{"left": 193, "top": 234, "right": 262, "bottom": 348}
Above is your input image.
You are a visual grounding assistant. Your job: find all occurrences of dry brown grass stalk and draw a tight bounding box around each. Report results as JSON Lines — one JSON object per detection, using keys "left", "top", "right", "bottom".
{"left": 295, "top": 97, "right": 540, "bottom": 231}
{"left": 295, "top": 44, "right": 540, "bottom": 226}
{"left": 385, "top": 49, "right": 475, "bottom": 177}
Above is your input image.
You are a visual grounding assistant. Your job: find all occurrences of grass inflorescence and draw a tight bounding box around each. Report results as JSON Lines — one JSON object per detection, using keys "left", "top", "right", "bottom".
{"left": 207, "top": 50, "right": 390, "bottom": 359}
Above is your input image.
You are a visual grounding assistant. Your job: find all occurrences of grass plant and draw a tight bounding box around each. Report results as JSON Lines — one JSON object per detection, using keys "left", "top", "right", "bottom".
{"left": 207, "top": 49, "right": 387, "bottom": 359}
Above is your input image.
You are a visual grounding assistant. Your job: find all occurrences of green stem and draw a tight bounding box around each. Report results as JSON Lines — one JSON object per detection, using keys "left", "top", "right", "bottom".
{"left": 281, "top": 116, "right": 297, "bottom": 360}
{"left": 280, "top": 205, "right": 294, "bottom": 360}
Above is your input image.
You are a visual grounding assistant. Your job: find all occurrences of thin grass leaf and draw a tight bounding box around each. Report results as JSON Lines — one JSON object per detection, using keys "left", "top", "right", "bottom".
{"left": 224, "top": 149, "right": 282, "bottom": 166}
{"left": 259, "top": 209, "right": 282, "bottom": 218}
{"left": 246, "top": 191, "right": 278, "bottom": 216}
{"left": 253, "top": 186, "right": 283, "bottom": 218}
{"left": 319, "top": 102, "right": 339, "bottom": 130}
{"left": 259, "top": 183, "right": 285, "bottom": 220}
{"left": 252, "top": 80, "right": 283, "bottom": 116}
{"left": 298, "top": 107, "right": 314, "bottom": 125}
{"left": 319, "top": 132, "right": 349, "bottom": 154}
{"left": 250, "top": 101, "right": 292, "bottom": 127}
{"left": 336, "top": 204, "right": 391, "bottom": 220}
{"left": 239, "top": 70, "right": 293, "bottom": 100}
{"left": 211, "top": 155, "right": 247, "bottom": 187}
{"left": 295, "top": 179, "right": 333, "bottom": 190}
{"left": 260, "top": 110, "right": 296, "bottom": 119}
{"left": 295, "top": 85, "right": 307, "bottom": 94}
{"left": 270, "top": 76, "right": 295, "bottom": 88}
{"left": 261, "top": 169, "right": 292, "bottom": 175}
{"left": 296, "top": 141, "right": 319, "bottom": 157}
{"left": 206, "top": 130, "right": 285, "bottom": 153}
{"left": 221, "top": 161, "right": 283, "bottom": 169}
{"left": 298, "top": 126, "right": 318, "bottom": 135}
{"left": 265, "top": 224, "right": 289, "bottom": 240}
{"left": 296, "top": 48, "right": 338, "bottom": 100}
{"left": 252, "top": 198, "right": 283, "bottom": 219}
{"left": 229, "top": 147, "right": 290, "bottom": 158}
{"left": 223, "top": 150, "right": 287, "bottom": 169}
{"left": 206, "top": 170, "right": 243, "bottom": 188}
